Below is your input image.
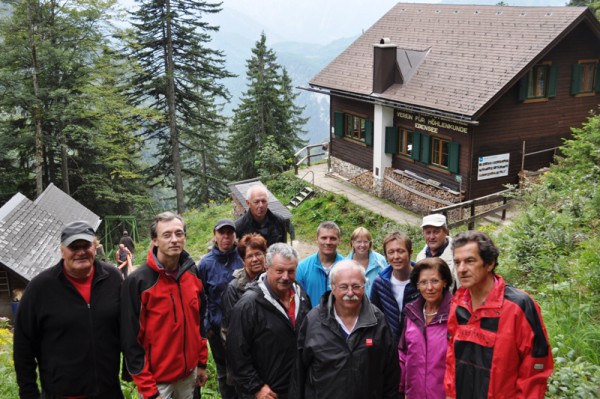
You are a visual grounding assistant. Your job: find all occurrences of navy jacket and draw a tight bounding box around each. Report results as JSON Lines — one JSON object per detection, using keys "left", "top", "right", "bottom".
{"left": 370, "top": 265, "right": 419, "bottom": 344}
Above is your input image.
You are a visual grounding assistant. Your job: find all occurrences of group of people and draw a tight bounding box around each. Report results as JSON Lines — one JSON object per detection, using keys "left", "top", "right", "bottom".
{"left": 12, "top": 184, "right": 554, "bottom": 399}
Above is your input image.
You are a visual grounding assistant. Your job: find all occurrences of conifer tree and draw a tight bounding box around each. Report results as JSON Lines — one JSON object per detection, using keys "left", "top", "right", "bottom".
{"left": 228, "top": 33, "right": 308, "bottom": 180}
{"left": 125, "top": 0, "right": 232, "bottom": 212}
{"left": 0, "top": 0, "right": 151, "bottom": 216}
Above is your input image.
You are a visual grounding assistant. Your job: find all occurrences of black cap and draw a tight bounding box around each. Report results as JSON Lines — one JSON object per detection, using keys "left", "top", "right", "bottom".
{"left": 214, "top": 218, "right": 235, "bottom": 232}
{"left": 61, "top": 221, "right": 96, "bottom": 246}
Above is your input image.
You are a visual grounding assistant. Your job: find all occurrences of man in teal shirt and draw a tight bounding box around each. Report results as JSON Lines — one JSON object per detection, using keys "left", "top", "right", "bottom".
{"left": 296, "top": 221, "right": 344, "bottom": 307}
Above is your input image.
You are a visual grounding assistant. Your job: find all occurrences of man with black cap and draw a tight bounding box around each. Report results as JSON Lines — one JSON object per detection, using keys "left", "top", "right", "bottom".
{"left": 197, "top": 218, "right": 244, "bottom": 399}
{"left": 14, "top": 220, "right": 124, "bottom": 398}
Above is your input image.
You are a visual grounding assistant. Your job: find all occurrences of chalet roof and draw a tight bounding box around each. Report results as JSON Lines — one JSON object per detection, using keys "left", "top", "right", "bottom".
{"left": 309, "top": 4, "right": 596, "bottom": 120}
{"left": 0, "top": 193, "right": 62, "bottom": 281}
{"left": 34, "top": 183, "right": 101, "bottom": 229}
{"left": 0, "top": 184, "right": 101, "bottom": 282}
{"left": 229, "top": 181, "right": 293, "bottom": 220}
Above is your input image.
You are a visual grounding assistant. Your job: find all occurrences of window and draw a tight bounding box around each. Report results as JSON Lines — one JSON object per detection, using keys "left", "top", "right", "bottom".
{"left": 333, "top": 112, "right": 373, "bottom": 146}
{"left": 518, "top": 62, "right": 558, "bottom": 101}
{"left": 431, "top": 137, "right": 449, "bottom": 168}
{"left": 398, "top": 129, "right": 413, "bottom": 156}
{"left": 571, "top": 60, "right": 599, "bottom": 95}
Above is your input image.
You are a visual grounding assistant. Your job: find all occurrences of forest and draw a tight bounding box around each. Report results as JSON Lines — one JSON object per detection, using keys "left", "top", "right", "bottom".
{"left": 0, "top": 0, "right": 307, "bottom": 221}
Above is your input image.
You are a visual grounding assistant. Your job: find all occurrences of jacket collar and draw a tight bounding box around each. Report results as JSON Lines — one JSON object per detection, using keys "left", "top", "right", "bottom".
{"left": 453, "top": 274, "right": 505, "bottom": 311}
{"left": 146, "top": 246, "right": 196, "bottom": 279}
{"left": 404, "top": 290, "right": 452, "bottom": 326}
{"left": 321, "top": 291, "right": 378, "bottom": 331}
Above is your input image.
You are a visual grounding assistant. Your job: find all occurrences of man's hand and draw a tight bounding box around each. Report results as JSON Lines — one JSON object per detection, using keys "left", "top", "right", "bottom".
{"left": 196, "top": 368, "right": 208, "bottom": 387}
{"left": 255, "top": 384, "right": 277, "bottom": 399}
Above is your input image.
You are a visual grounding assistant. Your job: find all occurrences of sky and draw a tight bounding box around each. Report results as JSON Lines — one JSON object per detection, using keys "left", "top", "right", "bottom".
{"left": 119, "top": 0, "right": 570, "bottom": 44}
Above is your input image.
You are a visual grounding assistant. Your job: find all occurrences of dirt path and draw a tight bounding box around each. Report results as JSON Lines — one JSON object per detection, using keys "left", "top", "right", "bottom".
{"left": 292, "top": 239, "right": 318, "bottom": 259}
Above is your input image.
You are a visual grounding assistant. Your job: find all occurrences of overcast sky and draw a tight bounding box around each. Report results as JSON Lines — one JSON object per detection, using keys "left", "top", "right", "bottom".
{"left": 120, "top": 0, "right": 570, "bottom": 44}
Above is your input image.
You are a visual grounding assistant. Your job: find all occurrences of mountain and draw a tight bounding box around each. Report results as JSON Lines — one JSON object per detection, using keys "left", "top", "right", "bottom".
{"left": 206, "top": 7, "right": 356, "bottom": 144}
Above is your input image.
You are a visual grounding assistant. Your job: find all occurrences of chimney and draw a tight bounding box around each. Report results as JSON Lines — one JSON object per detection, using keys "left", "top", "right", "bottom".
{"left": 373, "top": 38, "right": 400, "bottom": 94}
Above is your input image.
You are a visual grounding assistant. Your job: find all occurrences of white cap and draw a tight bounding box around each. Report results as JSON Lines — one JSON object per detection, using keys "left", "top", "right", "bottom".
{"left": 421, "top": 214, "right": 447, "bottom": 228}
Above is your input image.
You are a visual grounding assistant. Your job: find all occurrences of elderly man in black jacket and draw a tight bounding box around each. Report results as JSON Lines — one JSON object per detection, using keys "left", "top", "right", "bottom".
{"left": 14, "top": 221, "right": 124, "bottom": 399}
{"left": 235, "top": 185, "right": 289, "bottom": 247}
{"left": 292, "top": 260, "right": 400, "bottom": 399}
{"left": 227, "top": 243, "right": 310, "bottom": 399}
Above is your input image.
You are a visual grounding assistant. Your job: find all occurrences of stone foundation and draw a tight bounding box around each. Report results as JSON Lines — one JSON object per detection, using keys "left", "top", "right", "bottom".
{"left": 331, "top": 157, "right": 368, "bottom": 180}
{"left": 382, "top": 168, "right": 462, "bottom": 216}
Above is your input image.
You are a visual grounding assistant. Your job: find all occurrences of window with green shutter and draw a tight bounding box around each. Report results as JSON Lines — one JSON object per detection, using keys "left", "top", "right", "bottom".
{"left": 420, "top": 134, "right": 431, "bottom": 164}
{"left": 385, "top": 127, "right": 399, "bottom": 154}
{"left": 571, "top": 61, "right": 598, "bottom": 95}
{"left": 334, "top": 112, "right": 344, "bottom": 137}
{"left": 411, "top": 132, "right": 421, "bottom": 161}
{"left": 365, "top": 120, "right": 374, "bottom": 147}
{"left": 518, "top": 62, "right": 558, "bottom": 101}
{"left": 448, "top": 142, "right": 460, "bottom": 174}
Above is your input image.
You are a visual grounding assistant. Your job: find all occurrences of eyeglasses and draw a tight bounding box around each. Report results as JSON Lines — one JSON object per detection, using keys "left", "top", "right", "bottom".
{"left": 416, "top": 279, "right": 442, "bottom": 288}
{"left": 160, "top": 231, "right": 185, "bottom": 239}
{"left": 67, "top": 242, "right": 93, "bottom": 251}
{"left": 245, "top": 252, "right": 265, "bottom": 260}
{"left": 335, "top": 284, "right": 365, "bottom": 292}
{"left": 353, "top": 240, "right": 371, "bottom": 245}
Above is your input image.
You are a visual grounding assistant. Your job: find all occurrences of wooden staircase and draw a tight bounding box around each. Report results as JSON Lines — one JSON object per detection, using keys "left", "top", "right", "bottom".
{"left": 287, "top": 187, "right": 315, "bottom": 209}
{"left": 0, "top": 270, "right": 10, "bottom": 300}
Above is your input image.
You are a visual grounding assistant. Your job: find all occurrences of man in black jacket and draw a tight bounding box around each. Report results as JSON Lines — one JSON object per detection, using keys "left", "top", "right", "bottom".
{"left": 227, "top": 243, "right": 310, "bottom": 399}
{"left": 13, "top": 221, "right": 124, "bottom": 399}
{"left": 235, "top": 185, "right": 289, "bottom": 247}
{"left": 292, "top": 260, "right": 400, "bottom": 399}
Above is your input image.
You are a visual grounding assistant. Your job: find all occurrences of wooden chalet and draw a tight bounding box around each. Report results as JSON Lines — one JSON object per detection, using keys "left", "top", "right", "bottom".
{"left": 307, "top": 4, "right": 600, "bottom": 214}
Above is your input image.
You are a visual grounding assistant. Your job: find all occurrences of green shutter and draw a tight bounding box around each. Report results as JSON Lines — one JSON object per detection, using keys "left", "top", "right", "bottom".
{"left": 385, "top": 127, "right": 399, "bottom": 154}
{"left": 571, "top": 64, "right": 582, "bottom": 95}
{"left": 365, "top": 120, "right": 374, "bottom": 147}
{"left": 595, "top": 63, "right": 600, "bottom": 93}
{"left": 334, "top": 112, "right": 344, "bottom": 137}
{"left": 448, "top": 142, "right": 460, "bottom": 174}
{"left": 411, "top": 131, "right": 421, "bottom": 161}
{"left": 547, "top": 64, "right": 558, "bottom": 98}
{"left": 518, "top": 74, "right": 529, "bottom": 101}
{"left": 421, "top": 135, "right": 431, "bottom": 164}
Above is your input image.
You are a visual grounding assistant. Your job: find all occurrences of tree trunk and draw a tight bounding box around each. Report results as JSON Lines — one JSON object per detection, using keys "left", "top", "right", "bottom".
{"left": 27, "top": 0, "right": 43, "bottom": 196}
{"left": 165, "top": 0, "right": 184, "bottom": 213}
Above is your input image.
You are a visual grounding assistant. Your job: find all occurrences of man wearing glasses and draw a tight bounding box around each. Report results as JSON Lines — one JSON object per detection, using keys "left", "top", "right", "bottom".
{"left": 292, "top": 260, "right": 399, "bottom": 399}
{"left": 14, "top": 220, "right": 124, "bottom": 398}
{"left": 121, "top": 212, "right": 209, "bottom": 399}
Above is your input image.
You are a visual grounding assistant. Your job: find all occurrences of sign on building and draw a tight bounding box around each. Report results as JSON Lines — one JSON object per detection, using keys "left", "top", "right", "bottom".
{"left": 478, "top": 153, "right": 510, "bottom": 180}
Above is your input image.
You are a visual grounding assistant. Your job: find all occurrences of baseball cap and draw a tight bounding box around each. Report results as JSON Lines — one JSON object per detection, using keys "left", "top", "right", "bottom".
{"left": 61, "top": 221, "right": 96, "bottom": 246}
{"left": 421, "top": 214, "right": 447, "bottom": 228}
{"left": 214, "top": 218, "right": 236, "bottom": 232}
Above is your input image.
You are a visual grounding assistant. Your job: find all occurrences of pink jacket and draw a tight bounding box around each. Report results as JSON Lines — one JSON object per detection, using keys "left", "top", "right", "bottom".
{"left": 399, "top": 291, "right": 452, "bottom": 399}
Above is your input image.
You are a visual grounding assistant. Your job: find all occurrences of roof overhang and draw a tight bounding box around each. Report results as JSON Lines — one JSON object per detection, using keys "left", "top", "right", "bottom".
{"left": 302, "top": 85, "right": 480, "bottom": 126}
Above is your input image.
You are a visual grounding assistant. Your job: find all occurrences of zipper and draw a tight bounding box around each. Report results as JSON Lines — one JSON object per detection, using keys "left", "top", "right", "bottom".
{"left": 170, "top": 293, "right": 178, "bottom": 323}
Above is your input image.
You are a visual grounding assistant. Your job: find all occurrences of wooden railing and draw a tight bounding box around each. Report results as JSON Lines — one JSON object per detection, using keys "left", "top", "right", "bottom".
{"left": 432, "top": 189, "right": 515, "bottom": 229}
{"left": 293, "top": 142, "right": 328, "bottom": 174}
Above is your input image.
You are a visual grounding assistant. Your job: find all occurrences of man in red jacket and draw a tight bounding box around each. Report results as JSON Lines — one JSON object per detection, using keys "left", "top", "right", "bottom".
{"left": 445, "top": 230, "right": 553, "bottom": 399}
{"left": 121, "top": 212, "right": 208, "bottom": 399}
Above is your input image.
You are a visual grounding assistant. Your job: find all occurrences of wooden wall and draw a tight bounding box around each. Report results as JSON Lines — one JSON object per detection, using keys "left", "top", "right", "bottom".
{"left": 330, "top": 97, "right": 374, "bottom": 171}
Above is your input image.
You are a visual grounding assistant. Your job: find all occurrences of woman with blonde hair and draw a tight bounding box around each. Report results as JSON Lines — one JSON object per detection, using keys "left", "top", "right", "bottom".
{"left": 346, "top": 227, "right": 386, "bottom": 296}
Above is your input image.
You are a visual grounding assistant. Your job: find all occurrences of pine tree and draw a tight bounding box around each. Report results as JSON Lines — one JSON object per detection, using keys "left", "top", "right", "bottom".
{"left": 228, "top": 33, "right": 308, "bottom": 180}
{"left": 125, "top": 0, "right": 233, "bottom": 212}
{"left": 0, "top": 0, "right": 151, "bottom": 216}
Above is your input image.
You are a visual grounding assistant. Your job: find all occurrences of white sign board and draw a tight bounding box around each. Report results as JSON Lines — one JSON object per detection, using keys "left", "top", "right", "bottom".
{"left": 477, "top": 153, "right": 510, "bottom": 181}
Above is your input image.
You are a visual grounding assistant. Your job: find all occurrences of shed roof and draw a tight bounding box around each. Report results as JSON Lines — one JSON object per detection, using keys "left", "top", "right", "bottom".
{"left": 229, "top": 181, "right": 293, "bottom": 220}
{"left": 0, "top": 184, "right": 102, "bottom": 282}
{"left": 34, "top": 183, "right": 101, "bottom": 229}
{"left": 309, "top": 4, "right": 597, "bottom": 120}
{"left": 0, "top": 193, "right": 62, "bottom": 281}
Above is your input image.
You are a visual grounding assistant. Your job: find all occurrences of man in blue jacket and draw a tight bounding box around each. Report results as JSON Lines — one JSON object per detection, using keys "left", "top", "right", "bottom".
{"left": 198, "top": 218, "right": 243, "bottom": 399}
{"left": 296, "top": 221, "right": 344, "bottom": 308}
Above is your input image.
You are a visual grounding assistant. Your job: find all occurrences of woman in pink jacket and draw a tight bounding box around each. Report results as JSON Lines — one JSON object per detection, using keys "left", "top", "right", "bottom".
{"left": 399, "top": 257, "right": 453, "bottom": 398}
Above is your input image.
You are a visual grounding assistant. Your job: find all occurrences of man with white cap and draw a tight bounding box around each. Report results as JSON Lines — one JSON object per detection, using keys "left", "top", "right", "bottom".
{"left": 415, "top": 214, "right": 457, "bottom": 288}
{"left": 14, "top": 220, "right": 124, "bottom": 398}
